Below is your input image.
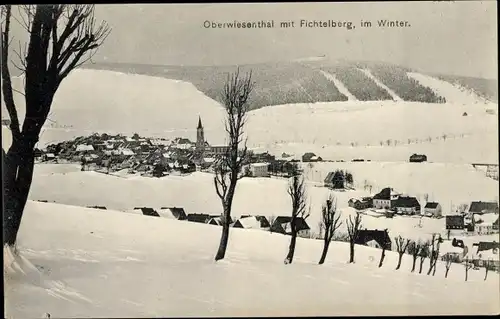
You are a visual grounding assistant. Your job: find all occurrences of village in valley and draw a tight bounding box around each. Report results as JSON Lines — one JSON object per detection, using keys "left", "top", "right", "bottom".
{"left": 29, "top": 114, "right": 500, "bottom": 275}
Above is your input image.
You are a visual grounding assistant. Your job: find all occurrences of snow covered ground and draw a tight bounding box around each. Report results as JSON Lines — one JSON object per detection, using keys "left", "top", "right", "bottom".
{"left": 4, "top": 201, "right": 500, "bottom": 318}
{"left": 2, "top": 69, "right": 497, "bottom": 164}
{"left": 27, "top": 162, "right": 498, "bottom": 241}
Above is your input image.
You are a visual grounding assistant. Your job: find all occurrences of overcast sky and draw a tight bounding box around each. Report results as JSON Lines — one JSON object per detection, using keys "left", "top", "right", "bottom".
{"left": 9, "top": 2, "right": 499, "bottom": 79}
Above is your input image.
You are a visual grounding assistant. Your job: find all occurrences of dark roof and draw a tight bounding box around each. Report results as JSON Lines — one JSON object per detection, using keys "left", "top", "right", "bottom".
{"left": 410, "top": 153, "right": 426, "bottom": 158}
{"left": 87, "top": 205, "right": 107, "bottom": 210}
{"left": 324, "top": 172, "right": 335, "bottom": 183}
{"left": 187, "top": 213, "right": 210, "bottom": 223}
{"left": 473, "top": 241, "right": 499, "bottom": 253}
{"left": 356, "top": 229, "right": 392, "bottom": 250}
{"left": 425, "top": 202, "right": 439, "bottom": 209}
{"left": 134, "top": 207, "right": 159, "bottom": 217}
{"left": 394, "top": 196, "right": 420, "bottom": 208}
{"left": 469, "top": 201, "right": 499, "bottom": 214}
{"left": 273, "top": 216, "right": 310, "bottom": 231}
{"left": 373, "top": 187, "right": 392, "bottom": 200}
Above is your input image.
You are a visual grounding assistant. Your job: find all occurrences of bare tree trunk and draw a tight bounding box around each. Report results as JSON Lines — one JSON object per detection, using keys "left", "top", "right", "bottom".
{"left": 318, "top": 239, "right": 330, "bottom": 265}
{"left": 378, "top": 246, "right": 386, "bottom": 268}
{"left": 411, "top": 255, "right": 417, "bottom": 272}
{"left": 349, "top": 242, "right": 355, "bottom": 263}
{"left": 445, "top": 267, "right": 450, "bottom": 278}
{"left": 465, "top": 267, "right": 469, "bottom": 281}
{"left": 484, "top": 266, "right": 489, "bottom": 281}
{"left": 396, "top": 253, "right": 404, "bottom": 270}
{"left": 214, "top": 219, "right": 230, "bottom": 261}
{"left": 419, "top": 257, "right": 425, "bottom": 274}
{"left": 432, "top": 260, "right": 438, "bottom": 276}
{"left": 215, "top": 186, "right": 236, "bottom": 261}
{"left": 3, "top": 138, "right": 37, "bottom": 246}
{"left": 285, "top": 226, "right": 298, "bottom": 264}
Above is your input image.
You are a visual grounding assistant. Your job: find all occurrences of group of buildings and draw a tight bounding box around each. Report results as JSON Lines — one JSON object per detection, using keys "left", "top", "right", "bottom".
{"left": 346, "top": 187, "right": 442, "bottom": 218}
{"left": 445, "top": 201, "right": 499, "bottom": 236}
{"left": 37, "top": 116, "right": 307, "bottom": 178}
{"left": 125, "top": 206, "right": 312, "bottom": 238}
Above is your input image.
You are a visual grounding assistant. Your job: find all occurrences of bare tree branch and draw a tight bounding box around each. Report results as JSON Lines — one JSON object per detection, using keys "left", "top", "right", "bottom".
{"left": 1, "top": 5, "right": 21, "bottom": 139}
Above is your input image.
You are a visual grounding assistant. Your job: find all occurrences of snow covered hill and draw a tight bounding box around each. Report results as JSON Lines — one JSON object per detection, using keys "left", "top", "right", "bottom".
{"left": 408, "top": 72, "right": 497, "bottom": 106}
{"left": 2, "top": 68, "right": 497, "bottom": 164}
{"left": 5, "top": 201, "right": 499, "bottom": 318}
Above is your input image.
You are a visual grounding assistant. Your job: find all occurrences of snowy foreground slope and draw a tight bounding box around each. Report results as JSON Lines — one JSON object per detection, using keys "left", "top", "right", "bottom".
{"left": 2, "top": 69, "right": 498, "bottom": 163}
{"left": 4, "top": 201, "right": 500, "bottom": 318}
{"left": 27, "top": 163, "right": 499, "bottom": 239}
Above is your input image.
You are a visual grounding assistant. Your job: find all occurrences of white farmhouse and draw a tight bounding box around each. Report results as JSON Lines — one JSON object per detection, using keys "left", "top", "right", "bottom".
{"left": 249, "top": 163, "right": 270, "bottom": 177}
{"left": 424, "top": 202, "right": 442, "bottom": 217}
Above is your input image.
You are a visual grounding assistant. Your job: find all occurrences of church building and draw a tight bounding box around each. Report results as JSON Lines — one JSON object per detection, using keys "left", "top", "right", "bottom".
{"left": 195, "top": 116, "right": 230, "bottom": 161}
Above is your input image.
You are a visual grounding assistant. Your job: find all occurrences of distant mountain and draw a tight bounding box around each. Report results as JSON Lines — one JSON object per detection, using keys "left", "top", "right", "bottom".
{"left": 80, "top": 60, "right": 498, "bottom": 110}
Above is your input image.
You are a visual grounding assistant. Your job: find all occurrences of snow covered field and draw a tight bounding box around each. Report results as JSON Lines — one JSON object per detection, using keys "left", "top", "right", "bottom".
{"left": 2, "top": 69, "right": 497, "bottom": 164}
{"left": 27, "top": 162, "right": 498, "bottom": 242}
{"left": 4, "top": 201, "right": 499, "bottom": 318}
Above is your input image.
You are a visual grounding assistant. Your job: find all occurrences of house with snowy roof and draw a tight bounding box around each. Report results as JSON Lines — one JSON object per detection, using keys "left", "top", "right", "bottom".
{"left": 270, "top": 216, "right": 310, "bottom": 238}
{"left": 469, "top": 201, "right": 499, "bottom": 215}
{"left": 424, "top": 202, "right": 442, "bottom": 218}
{"left": 393, "top": 196, "right": 420, "bottom": 215}
{"left": 157, "top": 207, "right": 187, "bottom": 220}
{"left": 75, "top": 144, "right": 95, "bottom": 153}
{"left": 355, "top": 229, "right": 392, "bottom": 250}
{"left": 233, "top": 215, "right": 270, "bottom": 230}
{"left": 372, "top": 187, "right": 401, "bottom": 210}
{"left": 302, "top": 152, "right": 322, "bottom": 162}
{"left": 127, "top": 207, "right": 160, "bottom": 217}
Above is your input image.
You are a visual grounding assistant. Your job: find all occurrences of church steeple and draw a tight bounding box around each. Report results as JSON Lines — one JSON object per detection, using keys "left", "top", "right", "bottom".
{"left": 196, "top": 116, "right": 205, "bottom": 159}
{"left": 197, "top": 116, "right": 203, "bottom": 129}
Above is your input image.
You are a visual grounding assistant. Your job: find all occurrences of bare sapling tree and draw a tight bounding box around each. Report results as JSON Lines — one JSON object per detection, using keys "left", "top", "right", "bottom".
{"left": 2, "top": 5, "right": 111, "bottom": 247}
{"left": 419, "top": 241, "right": 430, "bottom": 274}
{"left": 407, "top": 240, "right": 421, "bottom": 272}
{"left": 464, "top": 257, "right": 474, "bottom": 281}
{"left": 432, "top": 235, "right": 442, "bottom": 276}
{"left": 318, "top": 194, "right": 342, "bottom": 265}
{"left": 395, "top": 236, "right": 410, "bottom": 270}
{"left": 378, "top": 229, "right": 389, "bottom": 268}
{"left": 213, "top": 68, "right": 254, "bottom": 261}
{"left": 427, "top": 234, "right": 442, "bottom": 275}
{"left": 484, "top": 259, "right": 494, "bottom": 281}
{"left": 346, "top": 212, "right": 362, "bottom": 263}
{"left": 443, "top": 253, "right": 453, "bottom": 278}
{"left": 284, "top": 173, "right": 310, "bottom": 264}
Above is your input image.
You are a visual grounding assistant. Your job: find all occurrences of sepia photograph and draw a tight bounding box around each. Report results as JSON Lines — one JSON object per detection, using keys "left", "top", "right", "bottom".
{"left": 2, "top": 1, "right": 499, "bottom": 317}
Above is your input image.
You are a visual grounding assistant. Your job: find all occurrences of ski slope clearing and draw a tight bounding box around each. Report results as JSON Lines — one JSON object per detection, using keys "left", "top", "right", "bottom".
{"left": 320, "top": 70, "right": 358, "bottom": 101}
{"left": 407, "top": 72, "right": 497, "bottom": 107}
{"left": 27, "top": 163, "right": 498, "bottom": 240}
{"left": 359, "top": 68, "right": 403, "bottom": 101}
{"left": 4, "top": 201, "right": 499, "bottom": 318}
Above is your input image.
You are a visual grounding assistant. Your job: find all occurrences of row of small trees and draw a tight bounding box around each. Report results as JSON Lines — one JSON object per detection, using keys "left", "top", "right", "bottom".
{"left": 378, "top": 133, "right": 466, "bottom": 147}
